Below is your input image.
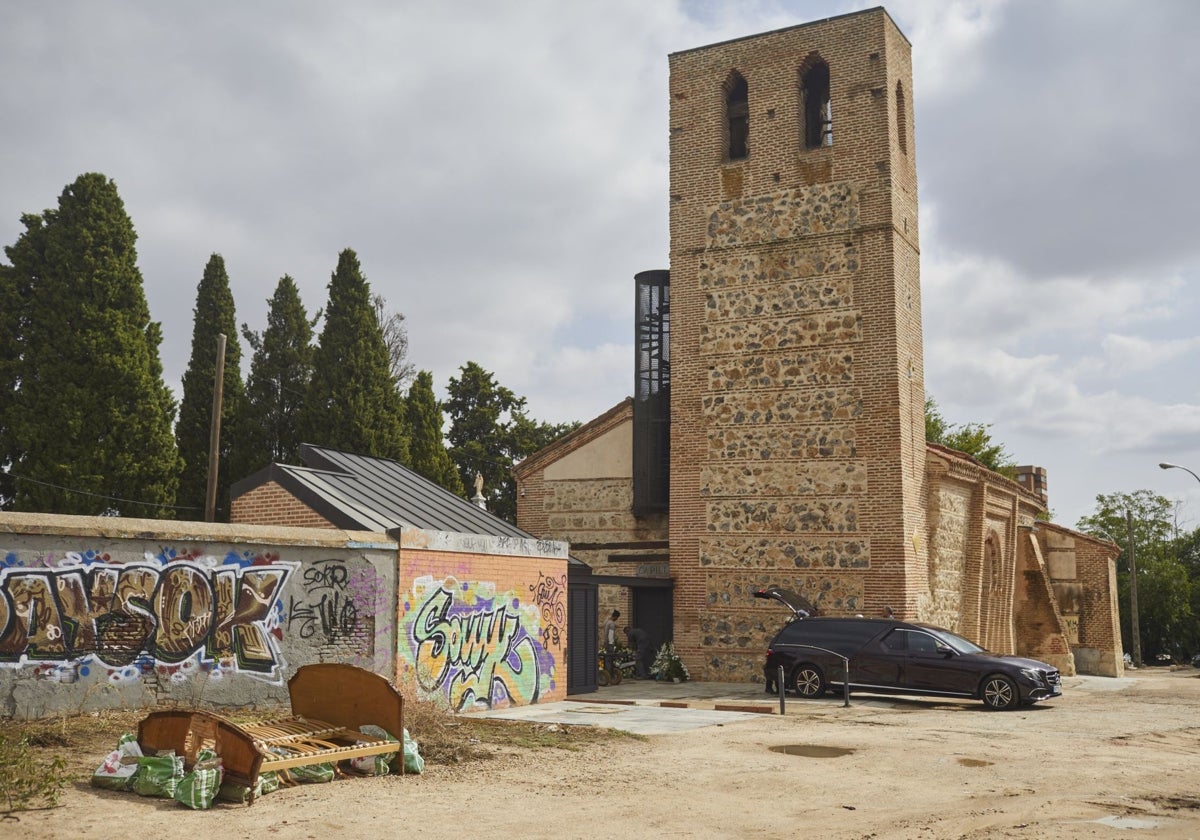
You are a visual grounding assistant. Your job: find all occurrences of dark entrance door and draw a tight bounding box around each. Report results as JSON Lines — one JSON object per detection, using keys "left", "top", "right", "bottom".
{"left": 633, "top": 587, "right": 673, "bottom": 669}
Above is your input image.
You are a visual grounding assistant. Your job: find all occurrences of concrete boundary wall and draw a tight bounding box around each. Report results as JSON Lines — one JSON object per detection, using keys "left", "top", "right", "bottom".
{"left": 0, "top": 513, "right": 398, "bottom": 719}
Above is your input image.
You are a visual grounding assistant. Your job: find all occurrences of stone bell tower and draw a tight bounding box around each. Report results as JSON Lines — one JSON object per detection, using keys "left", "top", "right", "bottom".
{"left": 666, "top": 8, "right": 925, "bottom": 679}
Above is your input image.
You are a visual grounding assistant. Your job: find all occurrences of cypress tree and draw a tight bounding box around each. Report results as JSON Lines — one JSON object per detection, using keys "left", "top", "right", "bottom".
{"left": 176, "top": 254, "right": 247, "bottom": 519}
{"left": 1, "top": 173, "right": 180, "bottom": 517}
{"left": 406, "top": 370, "right": 464, "bottom": 495}
{"left": 241, "top": 275, "right": 314, "bottom": 472}
{"left": 298, "top": 249, "right": 408, "bottom": 463}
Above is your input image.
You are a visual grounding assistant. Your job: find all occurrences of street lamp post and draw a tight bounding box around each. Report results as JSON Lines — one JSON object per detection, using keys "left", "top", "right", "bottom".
{"left": 1125, "top": 509, "right": 1141, "bottom": 669}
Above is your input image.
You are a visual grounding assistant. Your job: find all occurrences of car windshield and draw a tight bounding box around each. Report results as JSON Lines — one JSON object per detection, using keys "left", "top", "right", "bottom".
{"left": 924, "top": 627, "right": 986, "bottom": 655}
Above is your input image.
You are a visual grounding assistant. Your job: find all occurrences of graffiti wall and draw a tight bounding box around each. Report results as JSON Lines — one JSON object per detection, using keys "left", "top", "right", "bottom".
{"left": 398, "top": 543, "right": 568, "bottom": 711}
{"left": 0, "top": 514, "right": 397, "bottom": 719}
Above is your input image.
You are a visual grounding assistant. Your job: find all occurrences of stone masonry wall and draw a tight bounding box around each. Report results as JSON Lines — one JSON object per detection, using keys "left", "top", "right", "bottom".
{"left": 668, "top": 9, "right": 924, "bottom": 681}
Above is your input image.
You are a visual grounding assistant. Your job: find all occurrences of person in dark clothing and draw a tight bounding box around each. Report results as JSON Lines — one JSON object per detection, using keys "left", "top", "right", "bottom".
{"left": 624, "top": 626, "right": 651, "bottom": 679}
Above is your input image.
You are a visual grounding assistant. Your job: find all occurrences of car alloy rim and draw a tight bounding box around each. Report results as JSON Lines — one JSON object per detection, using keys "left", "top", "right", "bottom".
{"left": 985, "top": 678, "right": 1012, "bottom": 707}
{"left": 797, "top": 670, "right": 820, "bottom": 695}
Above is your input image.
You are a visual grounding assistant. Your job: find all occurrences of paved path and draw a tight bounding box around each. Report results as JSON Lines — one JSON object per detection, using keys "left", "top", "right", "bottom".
{"left": 471, "top": 673, "right": 1137, "bottom": 735}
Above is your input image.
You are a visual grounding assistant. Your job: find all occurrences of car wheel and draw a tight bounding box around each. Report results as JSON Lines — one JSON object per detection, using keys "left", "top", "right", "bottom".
{"left": 981, "top": 674, "right": 1018, "bottom": 710}
{"left": 791, "top": 663, "right": 826, "bottom": 698}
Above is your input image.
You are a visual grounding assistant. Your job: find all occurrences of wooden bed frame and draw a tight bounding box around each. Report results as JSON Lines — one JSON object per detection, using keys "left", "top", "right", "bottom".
{"left": 138, "top": 663, "right": 405, "bottom": 803}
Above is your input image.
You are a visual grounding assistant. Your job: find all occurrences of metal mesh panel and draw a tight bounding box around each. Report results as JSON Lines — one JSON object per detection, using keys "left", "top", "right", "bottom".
{"left": 633, "top": 270, "right": 670, "bottom": 515}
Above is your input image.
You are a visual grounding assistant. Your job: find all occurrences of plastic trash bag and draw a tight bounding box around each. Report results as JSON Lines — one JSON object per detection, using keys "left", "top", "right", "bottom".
{"left": 174, "top": 748, "right": 223, "bottom": 810}
{"left": 91, "top": 733, "right": 143, "bottom": 791}
{"left": 402, "top": 728, "right": 424, "bottom": 775}
{"left": 349, "top": 725, "right": 398, "bottom": 776}
{"left": 132, "top": 751, "right": 185, "bottom": 798}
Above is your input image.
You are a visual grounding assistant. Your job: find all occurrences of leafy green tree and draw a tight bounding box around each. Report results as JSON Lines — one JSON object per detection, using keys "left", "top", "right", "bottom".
{"left": 241, "top": 275, "right": 315, "bottom": 472}
{"left": 0, "top": 173, "right": 179, "bottom": 516}
{"left": 175, "top": 254, "right": 247, "bottom": 520}
{"left": 298, "top": 249, "right": 408, "bottom": 463}
{"left": 405, "top": 370, "right": 464, "bottom": 495}
{"left": 1077, "top": 490, "right": 1196, "bottom": 662}
{"left": 445, "top": 361, "right": 577, "bottom": 522}
{"left": 924, "top": 396, "right": 1016, "bottom": 477}
{"left": 0, "top": 262, "right": 23, "bottom": 507}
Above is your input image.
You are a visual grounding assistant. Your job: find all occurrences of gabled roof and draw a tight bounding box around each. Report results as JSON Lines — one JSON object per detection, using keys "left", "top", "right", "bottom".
{"left": 231, "top": 443, "right": 534, "bottom": 539}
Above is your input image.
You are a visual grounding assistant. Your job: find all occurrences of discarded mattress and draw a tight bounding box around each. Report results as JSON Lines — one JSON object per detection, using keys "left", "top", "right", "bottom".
{"left": 138, "top": 663, "right": 404, "bottom": 803}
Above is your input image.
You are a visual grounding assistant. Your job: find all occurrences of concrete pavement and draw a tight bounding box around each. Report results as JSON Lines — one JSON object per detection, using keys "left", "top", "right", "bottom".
{"left": 469, "top": 673, "right": 1137, "bottom": 735}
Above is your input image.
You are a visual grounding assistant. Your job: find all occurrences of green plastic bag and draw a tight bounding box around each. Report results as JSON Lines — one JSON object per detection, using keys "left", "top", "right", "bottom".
{"left": 348, "top": 725, "right": 398, "bottom": 776}
{"left": 259, "top": 771, "right": 281, "bottom": 794}
{"left": 132, "top": 752, "right": 184, "bottom": 798}
{"left": 402, "top": 728, "right": 424, "bottom": 775}
{"left": 216, "top": 777, "right": 261, "bottom": 805}
{"left": 287, "top": 761, "right": 335, "bottom": 784}
{"left": 173, "top": 748, "right": 223, "bottom": 810}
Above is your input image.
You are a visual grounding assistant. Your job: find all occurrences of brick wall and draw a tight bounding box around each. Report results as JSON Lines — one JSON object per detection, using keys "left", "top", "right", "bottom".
{"left": 397, "top": 542, "right": 569, "bottom": 709}
{"left": 667, "top": 9, "right": 926, "bottom": 680}
{"left": 230, "top": 481, "right": 337, "bottom": 529}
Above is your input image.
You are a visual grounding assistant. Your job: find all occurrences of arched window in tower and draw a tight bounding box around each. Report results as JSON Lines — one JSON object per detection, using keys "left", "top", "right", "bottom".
{"left": 800, "top": 59, "right": 832, "bottom": 149}
{"left": 724, "top": 71, "right": 749, "bottom": 161}
{"left": 896, "top": 80, "right": 908, "bottom": 155}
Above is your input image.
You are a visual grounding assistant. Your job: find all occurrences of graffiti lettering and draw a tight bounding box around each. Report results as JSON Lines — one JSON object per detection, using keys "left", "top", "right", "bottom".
{"left": 529, "top": 572, "right": 566, "bottom": 648}
{"left": 287, "top": 559, "right": 365, "bottom": 645}
{"left": 412, "top": 587, "right": 539, "bottom": 711}
{"left": 0, "top": 562, "right": 292, "bottom": 675}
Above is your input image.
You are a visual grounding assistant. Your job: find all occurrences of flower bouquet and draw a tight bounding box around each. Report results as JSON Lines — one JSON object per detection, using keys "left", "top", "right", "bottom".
{"left": 650, "top": 642, "right": 689, "bottom": 682}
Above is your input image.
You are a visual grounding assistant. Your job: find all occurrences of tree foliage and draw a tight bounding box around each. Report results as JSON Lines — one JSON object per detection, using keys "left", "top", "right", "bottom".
{"left": 924, "top": 397, "right": 1016, "bottom": 477}
{"left": 297, "top": 249, "right": 409, "bottom": 463}
{"left": 241, "top": 275, "right": 315, "bottom": 472}
{"left": 374, "top": 294, "right": 414, "bottom": 391}
{"left": 1077, "top": 490, "right": 1197, "bottom": 662}
{"left": 445, "top": 361, "right": 577, "bottom": 522}
{"left": 0, "top": 173, "right": 179, "bottom": 517}
{"left": 175, "top": 254, "right": 247, "bottom": 520}
{"left": 405, "top": 370, "right": 463, "bottom": 495}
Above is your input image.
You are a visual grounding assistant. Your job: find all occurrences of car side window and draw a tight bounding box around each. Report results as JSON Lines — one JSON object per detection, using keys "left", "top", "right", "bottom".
{"left": 880, "top": 629, "right": 907, "bottom": 652}
{"left": 908, "top": 632, "right": 941, "bottom": 653}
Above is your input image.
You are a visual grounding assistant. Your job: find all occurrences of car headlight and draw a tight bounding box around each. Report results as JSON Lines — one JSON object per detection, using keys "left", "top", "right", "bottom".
{"left": 1018, "top": 668, "right": 1045, "bottom": 685}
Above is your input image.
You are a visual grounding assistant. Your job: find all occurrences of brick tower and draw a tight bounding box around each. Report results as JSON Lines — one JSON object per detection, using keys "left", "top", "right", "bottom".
{"left": 667, "top": 9, "right": 925, "bottom": 679}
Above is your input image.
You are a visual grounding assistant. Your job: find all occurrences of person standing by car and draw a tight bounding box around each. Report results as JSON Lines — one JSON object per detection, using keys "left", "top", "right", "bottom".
{"left": 602, "top": 610, "right": 620, "bottom": 679}
{"left": 624, "top": 625, "right": 651, "bottom": 679}
{"left": 879, "top": 605, "right": 895, "bottom": 619}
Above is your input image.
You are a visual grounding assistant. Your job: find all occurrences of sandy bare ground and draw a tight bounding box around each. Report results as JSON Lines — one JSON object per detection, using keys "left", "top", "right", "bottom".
{"left": 12, "top": 668, "right": 1200, "bottom": 839}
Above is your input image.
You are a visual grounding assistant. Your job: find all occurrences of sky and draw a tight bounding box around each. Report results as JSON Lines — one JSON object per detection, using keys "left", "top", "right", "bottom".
{"left": 2, "top": 0, "right": 1199, "bottom": 530}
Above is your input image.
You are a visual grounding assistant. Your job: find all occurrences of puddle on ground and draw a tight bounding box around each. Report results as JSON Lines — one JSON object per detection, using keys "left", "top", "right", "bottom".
{"left": 770, "top": 744, "right": 854, "bottom": 758}
{"left": 1092, "top": 815, "right": 1162, "bottom": 830}
{"left": 957, "top": 758, "right": 993, "bottom": 767}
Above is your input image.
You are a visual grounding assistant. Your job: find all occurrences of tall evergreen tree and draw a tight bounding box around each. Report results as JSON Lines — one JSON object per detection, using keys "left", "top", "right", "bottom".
{"left": 0, "top": 262, "right": 23, "bottom": 507}
{"left": 1, "top": 173, "right": 179, "bottom": 516}
{"left": 176, "top": 254, "right": 247, "bottom": 520}
{"left": 405, "top": 370, "right": 463, "bottom": 495}
{"left": 241, "top": 275, "right": 314, "bottom": 472}
{"left": 445, "top": 361, "right": 577, "bottom": 522}
{"left": 298, "top": 249, "right": 408, "bottom": 462}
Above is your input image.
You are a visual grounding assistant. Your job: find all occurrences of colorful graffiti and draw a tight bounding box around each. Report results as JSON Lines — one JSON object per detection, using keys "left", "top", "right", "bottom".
{"left": 0, "top": 549, "right": 295, "bottom": 681}
{"left": 401, "top": 575, "right": 558, "bottom": 711}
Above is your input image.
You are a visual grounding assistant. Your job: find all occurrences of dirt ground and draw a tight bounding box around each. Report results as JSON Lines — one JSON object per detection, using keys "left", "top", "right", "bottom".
{"left": 8, "top": 667, "right": 1200, "bottom": 839}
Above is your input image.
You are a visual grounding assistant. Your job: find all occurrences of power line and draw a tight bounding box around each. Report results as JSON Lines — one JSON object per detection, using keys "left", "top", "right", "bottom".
{"left": 8, "top": 473, "right": 204, "bottom": 513}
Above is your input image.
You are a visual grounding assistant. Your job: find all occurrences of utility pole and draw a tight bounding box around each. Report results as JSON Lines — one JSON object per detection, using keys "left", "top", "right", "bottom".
{"left": 204, "top": 334, "right": 227, "bottom": 522}
{"left": 1126, "top": 508, "right": 1142, "bottom": 668}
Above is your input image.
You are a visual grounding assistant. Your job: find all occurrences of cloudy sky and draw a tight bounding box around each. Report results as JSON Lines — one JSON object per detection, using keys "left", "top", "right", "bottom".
{"left": 2, "top": 1, "right": 1198, "bottom": 530}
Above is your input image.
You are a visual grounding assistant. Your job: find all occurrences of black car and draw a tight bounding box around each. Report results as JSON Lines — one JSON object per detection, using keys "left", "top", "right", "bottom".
{"left": 755, "top": 587, "right": 1062, "bottom": 711}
